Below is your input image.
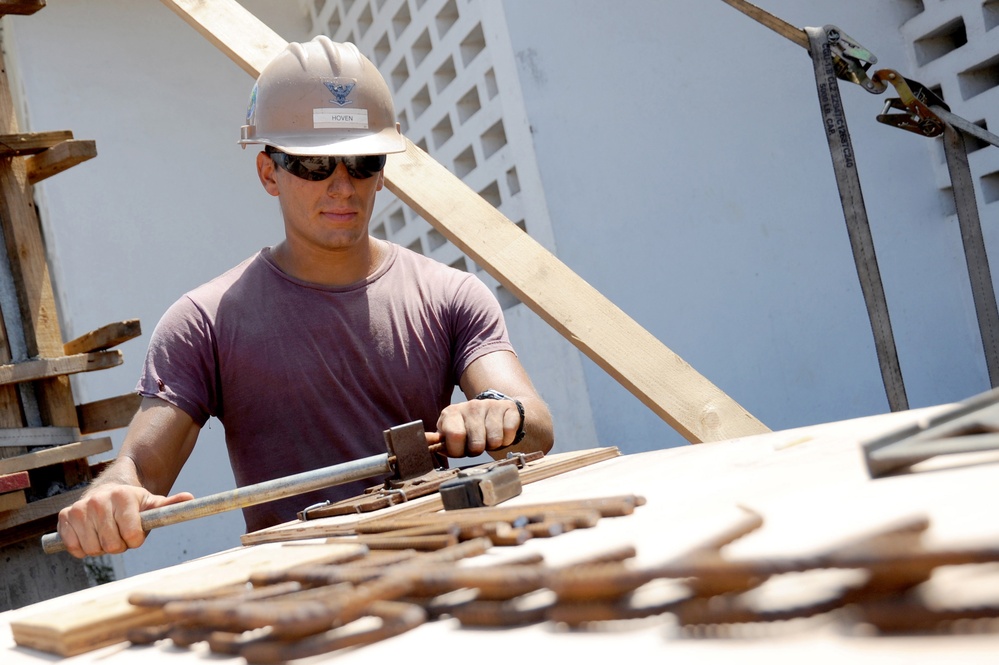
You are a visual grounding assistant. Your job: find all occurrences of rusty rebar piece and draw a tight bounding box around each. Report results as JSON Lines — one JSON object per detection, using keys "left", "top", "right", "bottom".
{"left": 857, "top": 594, "right": 999, "bottom": 633}
{"left": 548, "top": 589, "right": 691, "bottom": 627}
{"left": 356, "top": 494, "right": 645, "bottom": 532}
{"left": 239, "top": 600, "right": 426, "bottom": 664}
{"left": 409, "top": 565, "right": 548, "bottom": 600}
{"left": 547, "top": 561, "right": 658, "bottom": 602}
{"left": 450, "top": 591, "right": 556, "bottom": 627}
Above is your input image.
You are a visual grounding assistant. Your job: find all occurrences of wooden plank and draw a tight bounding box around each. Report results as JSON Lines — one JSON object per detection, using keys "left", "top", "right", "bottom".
{"left": 0, "top": 436, "right": 112, "bottom": 475}
{"left": 25, "top": 139, "right": 97, "bottom": 185}
{"left": 0, "top": 131, "right": 73, "bottom": 157}
{"left": 0, "top": 489, "right": 26, "bottom": 512}
{"left": 0, "top": 511, "right": 56, "bottom": 548}
{"left": 158, "top": 0, "right": 768, "bottom": 444}
{"left": 63, "top": 319, "right": 141, "bottom": 355}
{"left": 0, "top": 350, "right": 122, "bottom": 387}
{"left": 390, "top": 144, "right": 768, "bottom": 443}
{"left": 159, "top": 0, "right": 286, "bottom": 78}
{"left": 0, "top": 0, "right": 45, "bottom": 16}
{"left": 0, "top": 38, "right": 79, "bottom": 431}
{"left": 0, "top": 470, "right": 29, "bottom": 492}
{"left": 0, "top": 426, "right": 79, "bottom": 448}
{"left": 10, "top": 542, "right": 367, "bottom": 657}
{"left": 76, "top": 393, "right": 141, "bottom": 434}
{"left": 0, "top": 487, "right": 81, "bottom": 532}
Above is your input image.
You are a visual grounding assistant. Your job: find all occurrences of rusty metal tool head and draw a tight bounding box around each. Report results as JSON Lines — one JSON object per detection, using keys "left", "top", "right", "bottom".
{"left": 440, "top": 464, "right": 523, "bottom": 510}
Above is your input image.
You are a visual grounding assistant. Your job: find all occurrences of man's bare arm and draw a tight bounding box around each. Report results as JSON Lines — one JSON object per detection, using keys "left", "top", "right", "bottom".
{"left": 436, "top": 350, "right": 554, "bottom": 458}
{"left": 56, "top": 397, "right": 201, "bottom": 558}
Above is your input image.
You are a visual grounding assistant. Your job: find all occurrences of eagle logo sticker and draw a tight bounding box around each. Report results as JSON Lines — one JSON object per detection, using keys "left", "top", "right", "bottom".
{"left": 323, "top": 79, "right": 356, "bottom": 106}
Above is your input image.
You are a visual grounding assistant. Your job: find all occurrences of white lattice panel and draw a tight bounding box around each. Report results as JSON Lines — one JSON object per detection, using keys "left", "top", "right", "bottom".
{"left": 901, "top": 0, "right": 999, "bottom": 209}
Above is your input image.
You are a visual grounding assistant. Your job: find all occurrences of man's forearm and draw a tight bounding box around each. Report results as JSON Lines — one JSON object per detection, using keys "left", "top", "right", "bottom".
{"left": 86, "top": 455, "right": 144, "bottom": 493}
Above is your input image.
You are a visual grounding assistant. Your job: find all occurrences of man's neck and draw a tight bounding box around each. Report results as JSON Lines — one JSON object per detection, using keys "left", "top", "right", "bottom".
{"left": 270, "top": 237, "right": 386, "bottom": 286}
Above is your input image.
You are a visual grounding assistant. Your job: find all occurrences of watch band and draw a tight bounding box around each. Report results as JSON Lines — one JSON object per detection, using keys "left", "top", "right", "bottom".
{"left": 474, "top": 389, "right": 526, "bottom": 444}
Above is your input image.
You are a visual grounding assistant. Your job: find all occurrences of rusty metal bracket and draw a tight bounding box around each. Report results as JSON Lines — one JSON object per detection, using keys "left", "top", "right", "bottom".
{"left": 384, "top": 420, "right": 440, "bottom": 480}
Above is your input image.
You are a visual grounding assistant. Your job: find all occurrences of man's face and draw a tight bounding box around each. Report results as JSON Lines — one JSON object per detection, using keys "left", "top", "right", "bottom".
{"left": 257, "top": 151, "right": 385, "bottom": 255}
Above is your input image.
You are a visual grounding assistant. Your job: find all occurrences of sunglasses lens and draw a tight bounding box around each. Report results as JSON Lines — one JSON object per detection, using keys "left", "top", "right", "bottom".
{"left": 348, "top": 155, "right": 387, "bottom": 178}
{"left": 270, "top": 151, "right": 386, "bottom": 181}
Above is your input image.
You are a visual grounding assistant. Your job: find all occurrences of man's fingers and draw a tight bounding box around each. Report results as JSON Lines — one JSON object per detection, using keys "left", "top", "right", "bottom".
{"left": 437, "top": 400, "right": 519, "bottom": 457}
{"left": 58, "top": 486, "right": 186, "bottom": 558}
{"left": 154, "top": 491, "right": 195, "bottom": 508}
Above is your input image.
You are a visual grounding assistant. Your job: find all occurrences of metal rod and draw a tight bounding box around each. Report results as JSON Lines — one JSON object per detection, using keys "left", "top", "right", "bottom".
{"left": 41, "top": 452, "right": 394, "bottom": 554}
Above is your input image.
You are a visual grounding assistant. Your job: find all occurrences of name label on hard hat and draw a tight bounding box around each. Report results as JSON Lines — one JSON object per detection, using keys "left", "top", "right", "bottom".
{"left": 313, "top": 108, "right": 369, "bottom": 129}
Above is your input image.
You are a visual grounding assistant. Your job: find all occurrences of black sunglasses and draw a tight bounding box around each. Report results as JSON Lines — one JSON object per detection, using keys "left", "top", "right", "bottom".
{"left": 266, "top": 147, "right": 386, "bottom": 181}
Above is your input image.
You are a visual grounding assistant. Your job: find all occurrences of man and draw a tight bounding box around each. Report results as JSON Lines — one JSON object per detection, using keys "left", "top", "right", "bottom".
{"left": 57, "top": 37, "right": 554, "bottom": 559}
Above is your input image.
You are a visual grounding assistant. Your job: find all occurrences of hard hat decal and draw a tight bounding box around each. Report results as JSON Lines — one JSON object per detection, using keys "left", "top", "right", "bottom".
{"left": 323, "top": 79, "right": 356, "bottom": 107}
{"left": 314, "top": 108, "right": 369, "bottom": 130}
{"left": 246, "top": 83, "right": 258, "bottom": 123}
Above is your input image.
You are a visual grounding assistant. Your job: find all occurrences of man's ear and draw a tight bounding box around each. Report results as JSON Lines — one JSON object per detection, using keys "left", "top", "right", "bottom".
{"left": 257, "top": 151, "right": 280, "bottom": 196}
{"left": 375, "top": 170, "right": 385, "bottom": 192}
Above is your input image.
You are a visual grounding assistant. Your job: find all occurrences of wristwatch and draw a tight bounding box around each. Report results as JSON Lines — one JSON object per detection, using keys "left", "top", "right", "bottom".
{"left": 474, "top": 389, "right": 526, "bottom": 444}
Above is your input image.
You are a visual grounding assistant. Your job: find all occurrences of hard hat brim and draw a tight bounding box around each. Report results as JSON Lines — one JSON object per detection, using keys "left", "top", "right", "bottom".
{"left": 240, "top": 125, "right": 407, "bottom": 157}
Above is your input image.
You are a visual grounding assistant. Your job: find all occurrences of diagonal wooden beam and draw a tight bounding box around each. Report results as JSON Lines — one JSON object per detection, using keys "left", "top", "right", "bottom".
{"left": 158, "top": 0, "right": 768, "bottom": 443}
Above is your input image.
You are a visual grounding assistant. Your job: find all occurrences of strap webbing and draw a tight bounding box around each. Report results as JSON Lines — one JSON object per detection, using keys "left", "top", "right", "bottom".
{"left": 941, "top": 125, "right": 999, "bottom": 386}
{"left": 806, "top": 26, "right": 909, "bottom": 411}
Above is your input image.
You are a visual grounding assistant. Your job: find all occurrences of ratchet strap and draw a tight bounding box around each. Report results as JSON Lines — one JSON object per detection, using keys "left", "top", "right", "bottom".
{"left": 723, "top": 0, "right": 999, "bottom": 400}
{"left": 941, "top": 123, "right": 999, "bottom": 385}
{"left": 805, "top": 26, "right": 908, "bottom": 411}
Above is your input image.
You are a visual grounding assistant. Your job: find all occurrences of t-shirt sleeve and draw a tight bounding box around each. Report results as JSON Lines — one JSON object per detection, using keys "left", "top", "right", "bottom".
{"left": 450, "top": 273, "right": 515, "bottom": 379}
{"left": 136, "top": 295, "right": 219, "bottom": 427}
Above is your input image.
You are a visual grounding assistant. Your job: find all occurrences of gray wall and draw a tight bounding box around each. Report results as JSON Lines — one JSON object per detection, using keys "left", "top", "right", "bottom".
{"left": 502, "top": 0, "right": 991, "bottom": 449}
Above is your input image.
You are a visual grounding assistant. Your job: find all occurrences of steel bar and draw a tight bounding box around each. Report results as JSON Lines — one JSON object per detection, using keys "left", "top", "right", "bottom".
{"left": 41, "top": 452, "right": 394, "bottom": 554}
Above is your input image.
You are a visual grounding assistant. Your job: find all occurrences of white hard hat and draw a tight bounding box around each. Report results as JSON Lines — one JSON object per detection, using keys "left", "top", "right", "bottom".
{"left": 239, "top": 36, "right": 406, "bottom": 156}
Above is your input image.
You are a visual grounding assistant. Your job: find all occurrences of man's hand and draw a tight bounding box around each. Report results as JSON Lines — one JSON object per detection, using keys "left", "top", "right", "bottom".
{"left": 435, "top": 397, "right": 523, "bottom": 457}
{"left": 56, "top": 485, "right": 194, "bottom": 558}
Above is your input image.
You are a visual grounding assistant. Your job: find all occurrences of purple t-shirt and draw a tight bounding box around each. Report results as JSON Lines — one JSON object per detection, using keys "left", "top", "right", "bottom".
{"left": 137, "top": 243, "right": 513, "bottom": 532}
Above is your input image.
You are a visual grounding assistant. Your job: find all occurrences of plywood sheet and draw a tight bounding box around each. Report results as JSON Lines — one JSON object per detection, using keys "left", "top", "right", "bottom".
{"left": 9, "top": 542, "right": 365, "bottom": 657}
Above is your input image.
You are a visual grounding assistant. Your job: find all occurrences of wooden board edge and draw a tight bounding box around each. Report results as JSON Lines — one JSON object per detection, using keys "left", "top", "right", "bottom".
{"left": 25, "top": 139, "right": 97, "bottom": 185}
{"left": 77, "top": 393, "right": 141, "bottom": 434}
{"left": 0, "top": 488, "right": 27, "bottom": 512}
{"left": 0, "top": 469, "right": 30, "bottom": 492}
{"left": 0, "top": 487, "right": 83, "bottom": 533}
{"left": 0, "top": 350, "right": 122, "bottom": 387}
{"left": 63, "top": 319, "right": 141, "bottom": 355}
{"left": 0, "top": 436, "right": 113, "bottom": 475}
{"left": 387, "top": 141, "right": 770, "bottom": 443}
{"left": 9, "top": 542, "right": 367, "bottom": 656}
{"left": 159, "top": 0, "right": 287, "bottom": 78}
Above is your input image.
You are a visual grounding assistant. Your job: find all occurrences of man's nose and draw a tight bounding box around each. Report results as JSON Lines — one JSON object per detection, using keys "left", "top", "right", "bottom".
{"left": 326, "top": 162, "right": 355, "bottom": 194}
